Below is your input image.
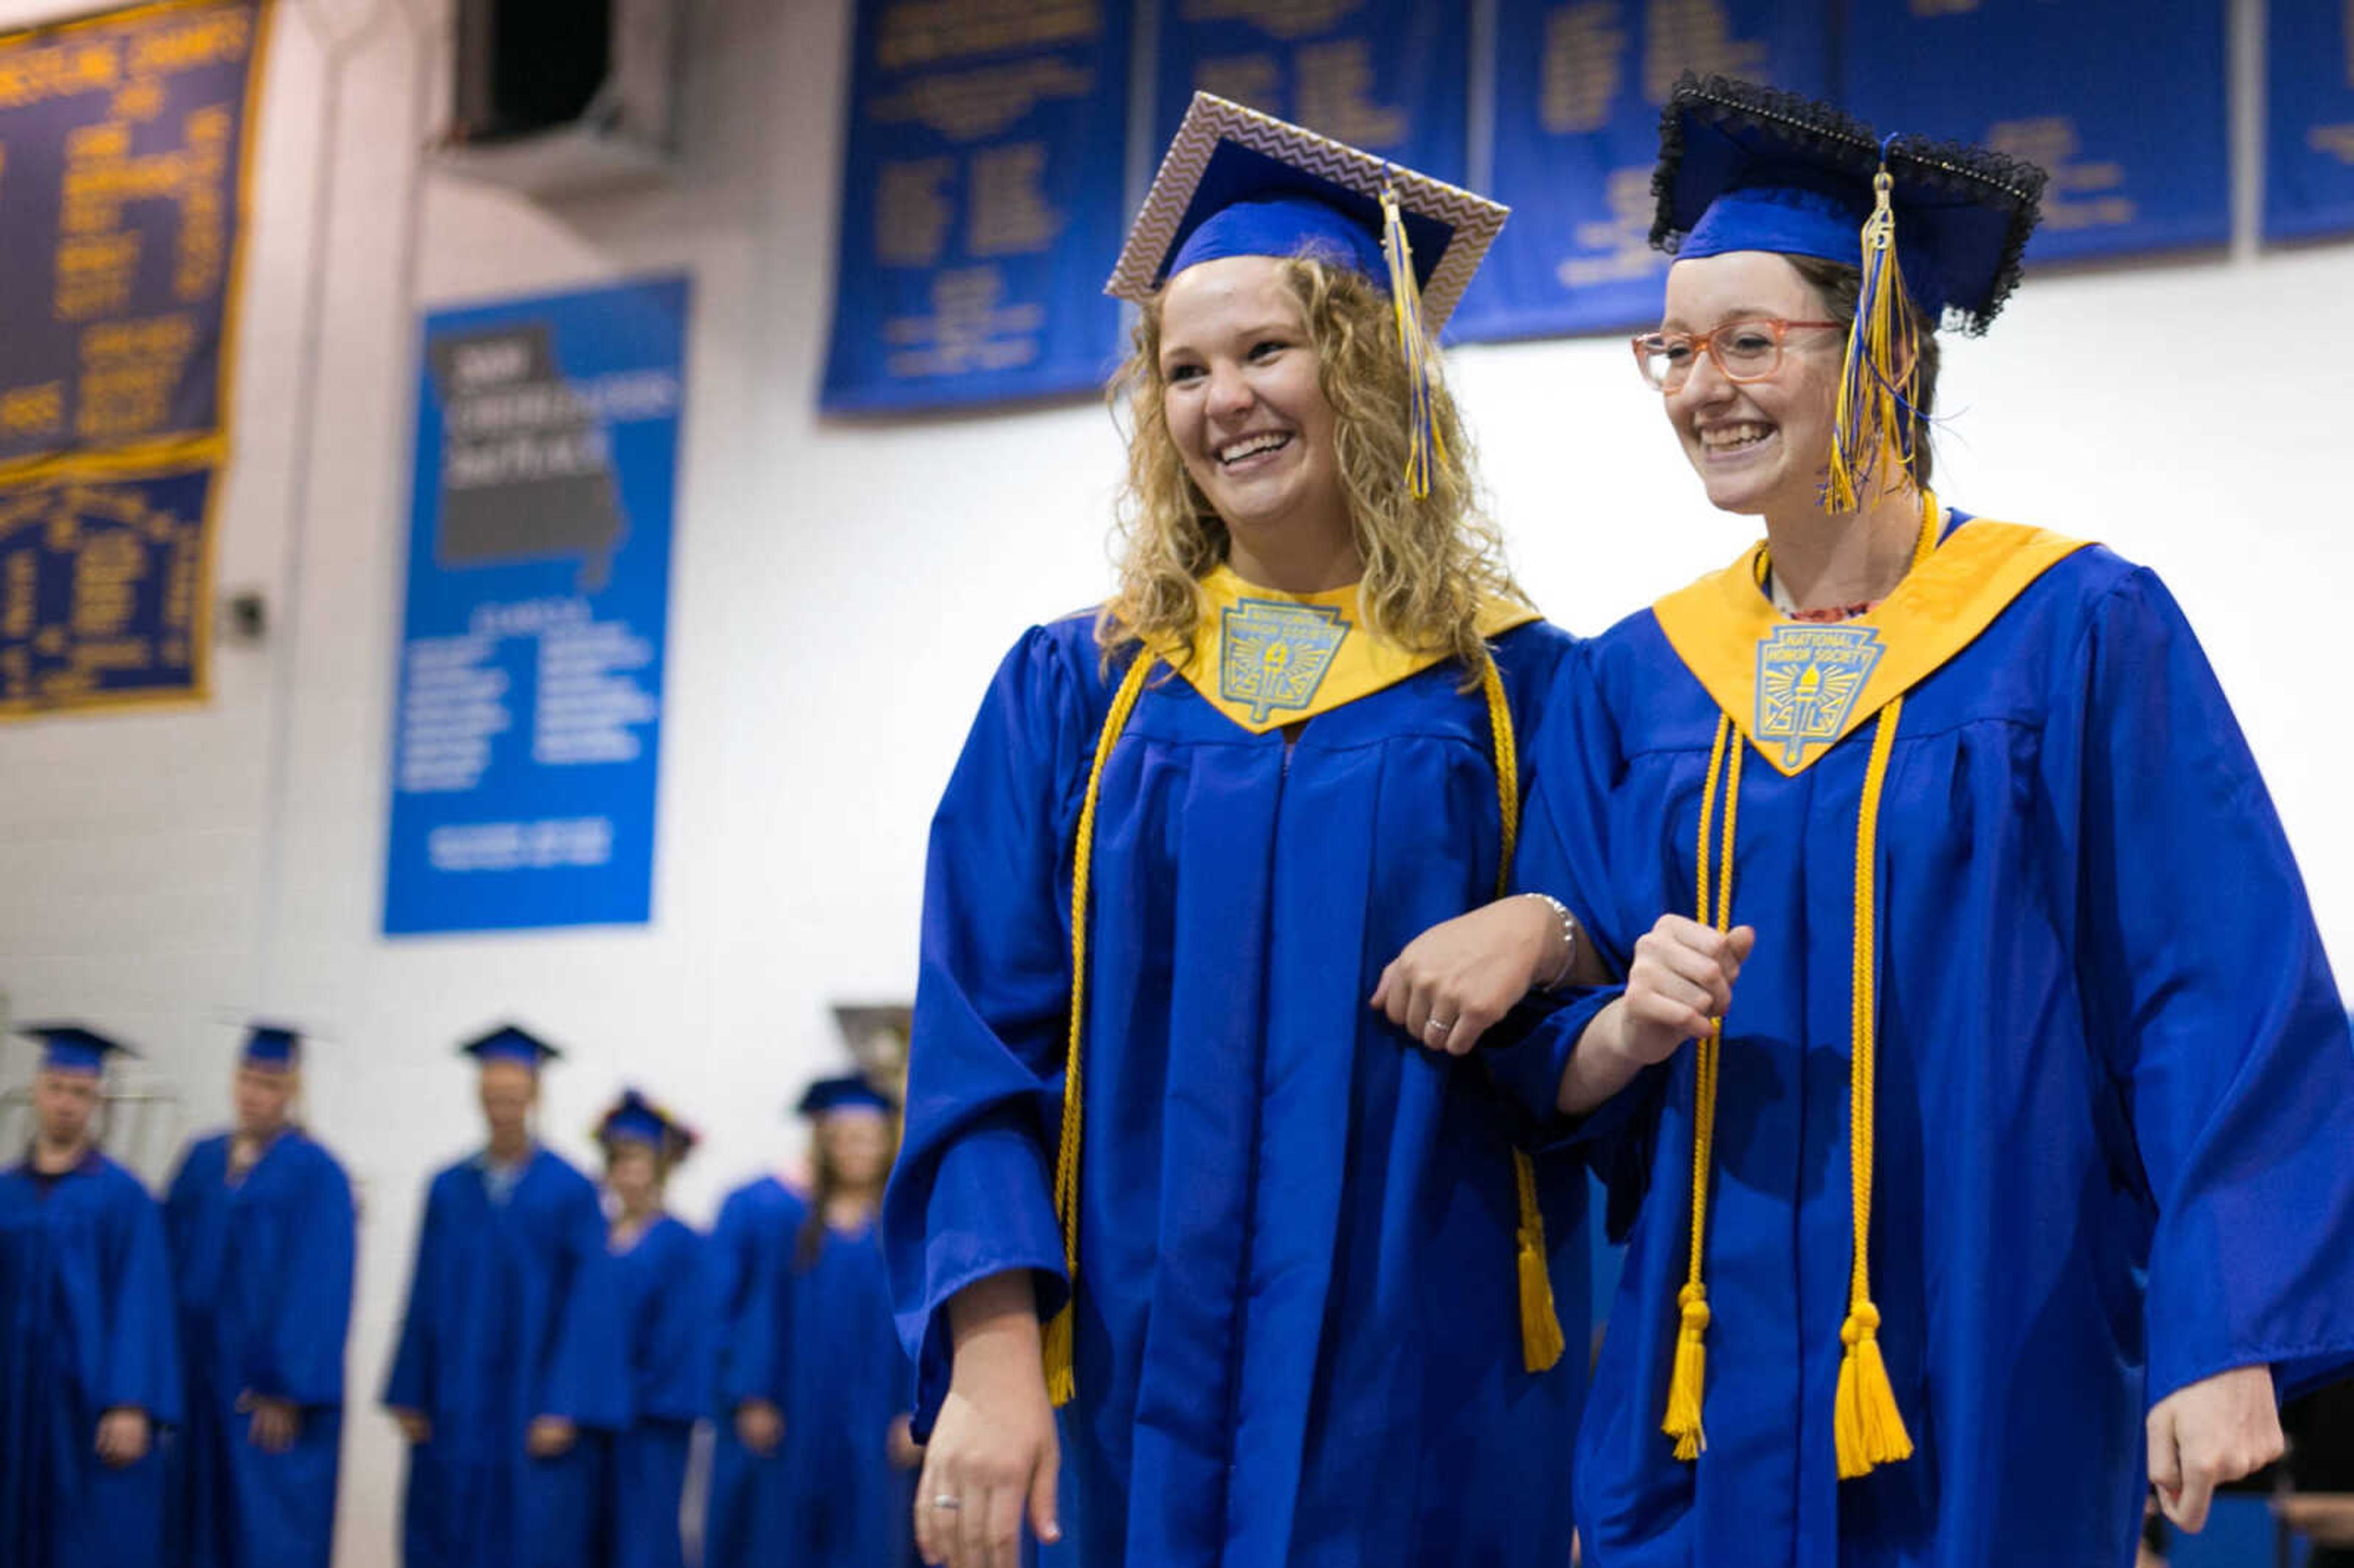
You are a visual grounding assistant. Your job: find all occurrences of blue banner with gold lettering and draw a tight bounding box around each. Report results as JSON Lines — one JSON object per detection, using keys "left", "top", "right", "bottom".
{"left": 0, "top": 463, "right": 218, "bottom": 715}
{"left": 1453, "top": 0, "right": 1831, "bottom": 341}
{"left": 0, "top": 0, "right": 269, "bottom": 475}
{"left": 386, "top": 277, "right": 689, "bottom": 935}
{"left": 1153, "top": 0, "right": 1469, "bottom": 186}
{"left": 1841, "top": 0, "right": 2228, "bottom": 265}
{"left": 2268, "top": 0, "right": 2354, "bottom": 242}
{"left": 822, "top": 0, "right": 1132, "bottom": 413}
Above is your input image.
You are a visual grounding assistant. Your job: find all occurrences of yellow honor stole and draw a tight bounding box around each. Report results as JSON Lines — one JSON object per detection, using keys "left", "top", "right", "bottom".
{"left": 1645, "top": 497, "right": 2090, "bottom": 1478}
{"left": 1149, "top": 563, "right": 1541, "bottom": 734}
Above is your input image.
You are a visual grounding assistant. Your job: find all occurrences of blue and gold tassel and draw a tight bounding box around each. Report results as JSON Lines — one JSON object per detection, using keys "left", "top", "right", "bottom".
{"left": 1381, "top": 182, "right": 1448, "bottom": 501}
{"left": 1824, "top": 140, "right": 1925, "bottom": 514}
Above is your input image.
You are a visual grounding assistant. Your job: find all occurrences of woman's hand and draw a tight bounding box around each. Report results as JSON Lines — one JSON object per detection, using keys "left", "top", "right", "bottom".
{"left": 1374, "top": 896, "right": 1564, "bottom": 1055}
{"left": 391, "top": 1407, "right": 432, "bottom": 1445}
{"left": 525, "top": 1415, "right": 577, "bottom": 1459}
{"left": 95, "top": 1407, "right": 151, "bottom": 1467}
{"left": 915, "top": 1274, "right": 1062, "bottom": 1568}
{"left": 888, "top": 1413, "right": 925, "bottom": 1471}
{"left": 736, "top": 1399, "right": 783, "bottom": 1456}
{"left": 2148, "top": 1364, "right": 2284, "bottom": 1532}
{"left": 239, "top": 1391, "right": 302, "bottom": 1453}
{"left": 1557, "top": 916, "right": 1753, "bottom": 1116}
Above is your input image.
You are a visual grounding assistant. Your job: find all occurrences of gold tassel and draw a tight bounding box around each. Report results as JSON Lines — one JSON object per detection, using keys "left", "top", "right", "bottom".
{"left": 1042, "top": 1303, "right": 1076, "bottom": 1406}
{"left": 1514, "top": 1148, "right": 1566, "bottom": 1372}
{"left": 1824, "top": 159, "right": 1923, "bottom": 514}
{"left": 1833, "top": 1303, "right": 1913, "bottom": 1479}
{"left": 1663, "top": 1284, "right": 1712, "bottom": 1460}
{"left": 1380, "top": 182, "right": 1448, "bottom": 501}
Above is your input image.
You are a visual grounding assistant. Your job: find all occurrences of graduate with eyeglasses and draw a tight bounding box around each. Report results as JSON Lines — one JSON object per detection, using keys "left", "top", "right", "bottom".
{"left": 584, "top": 1090, "right": 707, "bottom": 1568}
{"left": 162, "top": 1024, "right": 356, "bottom": 1568}
{"left": 0, "top": 1024, "right": 183, "bottom": 1568}
{"left": 1381, "top": 74, "right": 2354, "bottom": 1567}
{"left": 885, "top": 94, "right": 1597, "bottom": 1568}
{"left": 383, "top": 1024, "right": 627, "bottom": 1568}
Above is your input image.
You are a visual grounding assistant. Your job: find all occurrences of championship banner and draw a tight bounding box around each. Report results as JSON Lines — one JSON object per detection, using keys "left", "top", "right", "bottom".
{"left": 0, "top": 463, "right": 217, "bottom": 715}
{"left": 386, "top": 277, "right": 690, "bottom": 936}
{"left": 0, "top": 0, "right": 270, "bottom": 476}
{"left": 1152, "top": 0, "right": 1470, "bottom": 186}
{"left": 1452, "top": 0, "right": 1831, "bottom": 341}
{"left": 2266, "top": 0, "right": 2354, "bottom": 242}
{"left": 821, "top": 0, "right": 1132, "bottom": 413}
{"left": 1840, "top": 0, "right": 2228, "bottom": 266}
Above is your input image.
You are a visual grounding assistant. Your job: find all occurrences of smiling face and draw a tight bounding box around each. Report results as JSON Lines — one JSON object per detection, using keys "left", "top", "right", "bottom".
{"left": 1156, "top": 255, "right": 1349, "bottom": 566}
{"left": 1659, "top": 250, "right": 1848, "bottom": 520}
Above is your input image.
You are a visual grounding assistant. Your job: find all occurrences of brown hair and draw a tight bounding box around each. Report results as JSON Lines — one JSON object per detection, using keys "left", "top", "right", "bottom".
{"left": 1097, "top": 256, "right": 1526, "bottom": 682}
{"left": 1785, "top": 253, "right": 1941, "bottom": 490}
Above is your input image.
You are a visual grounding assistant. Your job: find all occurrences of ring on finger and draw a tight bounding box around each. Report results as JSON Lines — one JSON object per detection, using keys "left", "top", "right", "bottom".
{"left": 932, "top": 1494, "right": 962, "bottom": 1511}
{"left": 1425, "top": 1016, "right": 1455, "bottom": 1041}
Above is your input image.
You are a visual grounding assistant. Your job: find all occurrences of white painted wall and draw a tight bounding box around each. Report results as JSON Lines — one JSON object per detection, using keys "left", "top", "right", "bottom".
{"left": 0, "top": 1, "right": 2345, "bottom": 1563}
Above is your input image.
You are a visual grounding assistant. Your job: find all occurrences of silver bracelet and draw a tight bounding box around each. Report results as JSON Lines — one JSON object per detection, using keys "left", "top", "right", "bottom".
{"left": 1523, "top": 892, "right": 1579, "bottom": 991}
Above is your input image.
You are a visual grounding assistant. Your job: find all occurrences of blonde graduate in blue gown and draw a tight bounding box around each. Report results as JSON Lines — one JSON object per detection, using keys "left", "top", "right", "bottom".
{"left": 885, "top": 94, "right": 1598, "bottom": 1568}
{"left": 1382, "top": 73, "right": 2354, "bottom": 1568}
{"left": 0, "top": 1025, "right": 183, "bottom": 1568}
{"left": 586, "top": 1090, "right": 707, "bottom": 1568}
{"left": 164, "top": 1024, "right": 356, "bottom": 1568}
{"left": 383, "top": 1025, "right": 627, "bottom": 1568}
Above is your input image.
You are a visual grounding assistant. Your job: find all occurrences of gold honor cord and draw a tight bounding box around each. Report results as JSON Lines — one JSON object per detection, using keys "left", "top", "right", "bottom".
{"left": 1043, "top": 650, "right": 1561, "bottom": 1404}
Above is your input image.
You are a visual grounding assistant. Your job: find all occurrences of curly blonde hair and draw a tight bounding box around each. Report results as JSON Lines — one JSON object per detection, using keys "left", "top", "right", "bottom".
{"left": 1097, "top": 256, "right": 1526, "bottom": 681}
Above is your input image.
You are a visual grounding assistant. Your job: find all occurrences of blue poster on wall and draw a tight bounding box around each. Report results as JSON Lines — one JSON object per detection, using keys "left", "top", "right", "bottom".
{"left": 1152, "top": 0, "right": 1470, "bottom": 185}
{"left": 0, "top": 0, "right": 270, "bottom": 476}
{"left": 1453, "top": 0, "right": 1832, "bottom": 342}
{"left": 2267, "top": 0, "right": 2354, "bottom": 242}
{"left": 384, "top": 276, "right": 689, "bottom": 936}
{"left": 821, "top": 1, "right": 1132, "bottom": 413}
{"left": 1840, "top": 0, "right": 2228, "bottom": 265}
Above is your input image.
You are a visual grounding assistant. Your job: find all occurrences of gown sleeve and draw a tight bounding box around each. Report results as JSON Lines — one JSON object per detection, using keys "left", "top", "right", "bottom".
{"left": 250, "top": 1145, "right": 357, "bottom": 1410}
{"left": 101, "top": 1177, "right": 185, "bottom": 1426}
{"left": 2066, "top": 566, "right": 2354, "bottom": 1405}
{"left": 541, "top": 1174, "right": 630, "bottom": 1431}
{"left": 720, "top": 1214, "right": 791, "bottom": 1412}
{"left": 638, "top": 1225, "right": 713, "bottom": 1426}
{"left": 383, "top": 1176, "right": 443, "bottom": 1415}
{"left": 882, "top": 625, "right": 1099, "bottom": 1433}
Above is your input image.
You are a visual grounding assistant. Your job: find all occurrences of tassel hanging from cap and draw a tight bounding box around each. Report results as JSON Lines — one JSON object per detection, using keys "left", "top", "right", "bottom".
{"left": 1824, "top": 144, "right": 1925, "bottom": 514}
{"left": 1381, "top": 182, "right": 1449, "bottom": 501}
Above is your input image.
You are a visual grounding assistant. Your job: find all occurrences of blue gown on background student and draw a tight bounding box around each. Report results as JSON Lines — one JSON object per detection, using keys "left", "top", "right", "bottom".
{"left": 702, "top": 1173, "right": 805, "bottom": 1568}
{"left": 887, "top": 605, "right": 1589, "bottom": 1568}
{"left": 0, "top": 1148, "right": 185, "bottom": 1567}
{"left": 383, "top": 1144, "right": 626, "bottom": 1568}
{"left": 1498, "top": 525, "right": 2354, "bottom": 1567}
{"left": 164, "top": 1127, "right": 356, "bottom": 1568}
{"left": 777, "top": 1214, "right": 918, "bottom": 1568}
{"left": 590, "top": 1211, "right": 707, "bottom": 1568}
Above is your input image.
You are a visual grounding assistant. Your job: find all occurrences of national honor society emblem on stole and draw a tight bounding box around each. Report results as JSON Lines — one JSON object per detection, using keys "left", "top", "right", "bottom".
{"left": 1755, "top": 623, "right": 1883, "bottom": 769}
{"left": 1221, "top": 598, "right": 1349, "bottom": 725}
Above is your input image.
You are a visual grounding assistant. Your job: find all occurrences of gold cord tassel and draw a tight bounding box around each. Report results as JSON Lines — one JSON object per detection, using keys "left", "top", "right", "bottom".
{"left": 1485, "top": 660, "right": 1565, "bottom": 1374}
{"left": 1831, "top": 699, "right": 1914, "bottom": 1478}
{"left": 1663, "top": 714, "right": 1742, "bottom": 1460}
{"left": 1381, "top": 182, "right": 1449, "bottom": 501}
{"left": 1824, "top": 159, "right": 1924, "bottom": 514}
{"left": 1044, "top": 651, "right": 1156, "bottom": 1406}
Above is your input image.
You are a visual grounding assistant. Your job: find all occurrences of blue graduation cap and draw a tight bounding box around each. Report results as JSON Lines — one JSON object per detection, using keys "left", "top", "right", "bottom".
{"left": 241, "top": 1022, "right": 305, "bottom": 1069}
{"left": 796, "top": 1075, "right": 894, "bottom": 1120}
{"left": 1647, "top": 73, "right": 2049, "bottom": 508}
{"left": 1107, "top": 93, "right": 1509, "bottom": 495}
{"left": 594, "top": 1087, "right": 698, "bottom": 1159}
{"left": 457, "top": 1023, "right": 562, "bottom": 1070}
{"left": 20, "top": 1022, "right": 137, "bottom": 1075}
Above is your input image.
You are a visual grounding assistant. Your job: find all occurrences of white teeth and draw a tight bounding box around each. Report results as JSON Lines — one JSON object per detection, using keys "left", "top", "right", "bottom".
{"left": 1701, "top": 422, "right": 1772, "bottom": 451}
{"left": 1219, "top": 432, "right": 1290, "bottom": 463}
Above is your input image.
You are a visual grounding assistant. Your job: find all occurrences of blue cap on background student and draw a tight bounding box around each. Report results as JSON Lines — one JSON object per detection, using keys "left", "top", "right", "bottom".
{"left": 19, "top": 1022, "right": 137, "bottom": 1075}
{"left": 595, "top": 1087, "right": 698, "bottom": 1162}
{"left": 458, "top": 1022, "right": 562, "bottom": 1071}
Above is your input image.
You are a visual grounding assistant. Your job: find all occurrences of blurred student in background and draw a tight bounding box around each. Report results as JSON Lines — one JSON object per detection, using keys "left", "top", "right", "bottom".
{"left": 164, "top": 1024, "right": 356, "bottom": 1568}
{"left": 0, "top": 1024, "right": 182, "bottom": 1567}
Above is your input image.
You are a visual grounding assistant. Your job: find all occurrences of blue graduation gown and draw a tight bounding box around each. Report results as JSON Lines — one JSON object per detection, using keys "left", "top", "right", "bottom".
{"left": 886, "top": 614, "right": 1590, "bottom": 1568}
{"left": 383, "top": 1147, "right": 627, "bottom": 1568}
{"left": 0, "top": 1151, "right": 185, "bottom": 1568}
{"left": 1503, "top": 528, "right": 2354, "bottom": 1566}
{"left": 588, "top": 1214, "right": 707, "bottom": 1568}
{"left": 701, "top": 1175, "right": 806, "bottom": 1568}
{"left": 163, "top": 1130, "right": 356, "bottom": 1568}
{"left": 777, "top": 1220, "right": 918, "bottom": 1568}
